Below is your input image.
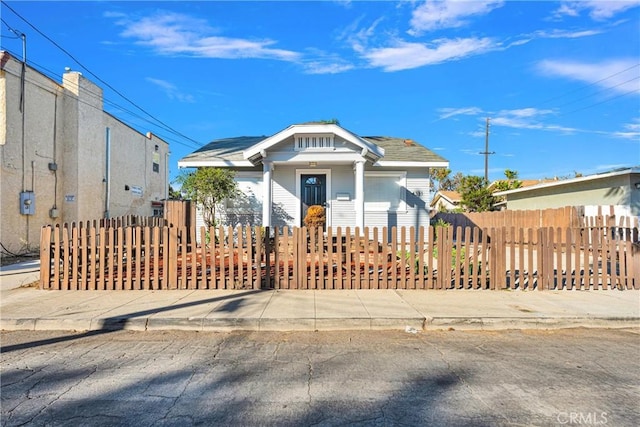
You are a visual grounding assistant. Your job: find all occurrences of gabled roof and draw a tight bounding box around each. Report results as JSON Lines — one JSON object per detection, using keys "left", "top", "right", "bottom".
{"left": 243, "top": 123, "right": 384, "bottom": 165}
{"left": 430, "top": 190, "right": 462, "bottom": 207}
{"left": 178, "top": 123, "right": 449, "bottom": 169}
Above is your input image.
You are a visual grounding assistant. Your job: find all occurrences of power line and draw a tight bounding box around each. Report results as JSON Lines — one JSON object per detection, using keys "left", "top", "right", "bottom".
{"left": 552, "top": 75, "right": 640, "bottom": 109}
{"left": 1, "top": 0, "right": 204, "bottom": 148}
{"left": 3, "top": 49, "right": 202, "bottom": 150}
{"left": 0, "top": 47, "right": 202, "bottom": 150}
{"left": 1, "top": 64, "right": 202, "bottom": 151}
{"left": 535, "top": 62, "right": 640, "bottom": 107}
{"left": 1, "top": 17, "right": 23, "bottom": 38}
{"left": 558, "top": 88, "right": 640, "bottom": 117}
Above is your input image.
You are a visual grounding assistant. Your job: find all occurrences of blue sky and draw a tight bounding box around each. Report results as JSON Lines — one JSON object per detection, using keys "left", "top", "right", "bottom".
{"left": 2, "top": 1, "right": 639, "bottom": 184}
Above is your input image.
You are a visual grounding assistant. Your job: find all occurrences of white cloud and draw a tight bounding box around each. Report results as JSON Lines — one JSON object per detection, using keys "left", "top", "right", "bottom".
{"left": 532, "top": 28, "right": 603, "bottom": 39}
{"left": 146, "top": 78, "right": 195, "bottom": 103}
{"left": 467, "top": 130, "right": 486, "bottom": 138}
{"left": 537, "top": 59, "right": 640, "bottom": 94}
{"left": 612, "top": 119, "right": 640, "bottom": 140}
{"left": 552, "top": 0, "right": 640, "bottom": 21}
{"left": 113, "top": 11, "right": 300, "bottom": 61}
{"left": 303, "top": 61, "right": 355, "bottom": 75}
{"left": 344, "top": 16, "right": 385, "bottom": 54}
{"left": 438, "top": 107, "right": 484, "bottom": 119}
{"left": 492, "top": 108, "right": 579, "bottom": 133}
{"left": 363, "top": 37, "right": 496, "bottom": 71}
{"left": 300, "top": 49, "right": 355, "bottom": 74}
{"left": 409, "top": 0, "right": 504, "bottom": 34}
{"left": 502, "top": 108, "right": 554, "bottom": 118}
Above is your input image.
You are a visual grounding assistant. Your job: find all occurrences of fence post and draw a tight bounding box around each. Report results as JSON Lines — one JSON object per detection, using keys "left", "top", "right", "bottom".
{"left": 40, "top": 226, "right": 51, "bottom": 289}
{"left": 168, "top": 226, "right": 178, "bottom": 289}
{"left": 264, "top": 226, "right": 271, "bottom": 289}
{"left": 633, "top": 240, "right": 640, "bottom": 290}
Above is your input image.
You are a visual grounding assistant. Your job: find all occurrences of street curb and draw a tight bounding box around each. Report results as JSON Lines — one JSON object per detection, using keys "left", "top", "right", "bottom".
{"left": 2, "top": 316, "right": 638, "bottom": 332}
{"left": 424, "top": 316, "right": 640, "bottom": 330}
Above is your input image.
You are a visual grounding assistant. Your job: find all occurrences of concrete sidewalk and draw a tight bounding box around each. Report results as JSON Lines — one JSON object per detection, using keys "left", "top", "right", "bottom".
{"left": 0, "top": 259, "right": 40, "bottom": 291}
{"left": 1, "top": 259, "right": 639, "bottom": 332}
{"left": 1, "top": 286, "right": 638, "bottom": 332}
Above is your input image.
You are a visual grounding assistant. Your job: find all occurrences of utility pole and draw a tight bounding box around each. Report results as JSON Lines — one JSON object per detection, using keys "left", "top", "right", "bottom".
{"left": 479, "top": 117, "right": 495, "bottom": 183}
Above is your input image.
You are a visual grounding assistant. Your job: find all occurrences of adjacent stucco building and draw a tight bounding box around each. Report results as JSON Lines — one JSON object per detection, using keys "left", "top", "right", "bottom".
{"left": 1, "top": 51, "right": 170, "bottom": 254}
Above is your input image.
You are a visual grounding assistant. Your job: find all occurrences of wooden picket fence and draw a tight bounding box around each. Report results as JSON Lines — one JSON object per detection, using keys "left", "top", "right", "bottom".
{"left": 40, "top": 221, "right": 639, "bottom": 291}
{"left": 432, "top": 206, "right": 638, "bottom": 243}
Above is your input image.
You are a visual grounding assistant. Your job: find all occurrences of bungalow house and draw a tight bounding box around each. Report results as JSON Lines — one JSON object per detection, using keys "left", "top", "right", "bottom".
{"left": 494, "top": 167, "right": 640, "bottom": 219}
{"left": 430, "top": 190, "right": 462, "bottom": 212}
{"left": 178, "top": 122, "right": 448, "bottom": 231}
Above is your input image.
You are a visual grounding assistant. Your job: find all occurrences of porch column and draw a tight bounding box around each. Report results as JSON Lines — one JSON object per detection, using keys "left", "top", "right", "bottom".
{"left": 262, "top": 161, "right": 273, "bottom": 227}
{"left": 354, "top": 160, "right": 365, "bottom": 230}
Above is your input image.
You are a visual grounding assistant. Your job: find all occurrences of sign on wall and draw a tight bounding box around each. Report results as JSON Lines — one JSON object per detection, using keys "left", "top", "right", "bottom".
{"left": 130, "top": 186, "right": 143, "bottom": 197}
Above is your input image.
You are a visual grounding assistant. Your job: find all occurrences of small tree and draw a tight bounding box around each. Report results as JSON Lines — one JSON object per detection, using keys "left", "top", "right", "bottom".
{"left": 459, "top": 175, "right": 495, "bottom": 212}
{"left": 493, "top": 169, "right": 522, "bottom": 192}
{"left": 430, "top": 169, "right": 465, "bottom": 192}
{"left": 175, "top": 167, "right": 238, "bottom": 227}
{"left": 168, "top": 184, "right": 182, "bottom": 200}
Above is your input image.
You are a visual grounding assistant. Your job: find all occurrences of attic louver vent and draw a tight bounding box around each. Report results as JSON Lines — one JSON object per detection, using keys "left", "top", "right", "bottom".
{"left": 295, "top": 134, "right": 334, "bottom": 151}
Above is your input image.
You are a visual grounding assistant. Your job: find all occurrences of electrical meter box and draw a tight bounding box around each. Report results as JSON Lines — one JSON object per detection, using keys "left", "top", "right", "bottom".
{"left": 20, "top": 191, "right": 35, "bottom": 215}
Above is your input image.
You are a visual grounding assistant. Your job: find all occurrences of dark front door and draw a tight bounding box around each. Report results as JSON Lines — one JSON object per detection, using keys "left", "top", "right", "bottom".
{"left": 301, "top": 174, "right": 326, "bottom": 226}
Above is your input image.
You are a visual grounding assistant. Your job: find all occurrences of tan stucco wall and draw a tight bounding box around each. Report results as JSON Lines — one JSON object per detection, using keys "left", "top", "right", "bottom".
{"left": 1, "top": 53, "right": 169, "bottom": 254}
{"left": 505, "top": 173, "right": 640, "bottom": 216}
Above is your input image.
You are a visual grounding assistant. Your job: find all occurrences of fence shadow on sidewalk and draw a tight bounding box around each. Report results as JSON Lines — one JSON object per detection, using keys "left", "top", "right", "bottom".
{"left": 0, "top": 289, "right": 264, "bottom": 353}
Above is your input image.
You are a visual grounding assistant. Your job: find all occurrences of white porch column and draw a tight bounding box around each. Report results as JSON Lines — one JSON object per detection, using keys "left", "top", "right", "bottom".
{"left": 354, "top": 160, "right": 365, "bottom": 230}
{"left": 262, "top": 161, "right": 273, "bottom": 227}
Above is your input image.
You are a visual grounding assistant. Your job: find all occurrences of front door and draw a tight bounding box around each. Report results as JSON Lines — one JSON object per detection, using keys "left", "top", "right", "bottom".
{"left": 301, "top": 174, "right": 326, "bottom": 227}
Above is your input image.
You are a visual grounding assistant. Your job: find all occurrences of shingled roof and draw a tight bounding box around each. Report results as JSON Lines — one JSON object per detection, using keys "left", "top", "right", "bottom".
{"left": 362, "top": 136, "right": 447, "bottom": 163}
{"left": 180, "top": 133, "right": 446, "bottom": 164}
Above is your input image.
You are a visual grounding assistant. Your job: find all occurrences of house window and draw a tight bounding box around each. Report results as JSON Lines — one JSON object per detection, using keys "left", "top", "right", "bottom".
{"left": 225, "top": 174, "right": 263, "bottom": 211}
{"left": 151, "top": 201, "right": 164, "bottom": 217}
{"left": 152, "top": 145, "right": 160, "bottom": 173}
{"left": 364, "top": 172, "right": 406, "bottom": 211}
{"left": 294, "top": 134, "right": 334, "bottom": 151}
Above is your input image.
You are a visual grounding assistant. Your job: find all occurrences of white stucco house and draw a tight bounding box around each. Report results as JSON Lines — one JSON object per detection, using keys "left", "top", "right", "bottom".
{"left": 178, "top": 122, "right": 448, "bottom": 231}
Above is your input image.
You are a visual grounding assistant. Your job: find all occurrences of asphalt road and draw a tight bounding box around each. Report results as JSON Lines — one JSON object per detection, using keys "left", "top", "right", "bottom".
{"left": 1, "top": 328, "right": 639, "bottom": 427}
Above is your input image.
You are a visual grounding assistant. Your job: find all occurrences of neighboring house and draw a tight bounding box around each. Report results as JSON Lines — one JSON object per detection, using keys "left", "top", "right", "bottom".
{"left": 494, "top": 167, "right": 640, "bottom": 218}
{"left": 489, "top": 179, "right": 558, "bottom": 211}
{"left": 0, "top": 51, "right": 170, "bottom": 253}
{"left": 178, "top": 122, "right": 448, "bottom": 231}
{"left": 430, "top": 190, "right": 462, "bottom": 212}
{"left": 432, "top": 181, "right": 551, "bottom": 212}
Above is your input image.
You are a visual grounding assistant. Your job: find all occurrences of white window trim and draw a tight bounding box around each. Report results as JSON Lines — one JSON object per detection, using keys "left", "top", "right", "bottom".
{"left": 364, "top": 171, "right": 407, "bottom": 213}
{"left": 295, "top": 168, "right": 332, "bottom": 227}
